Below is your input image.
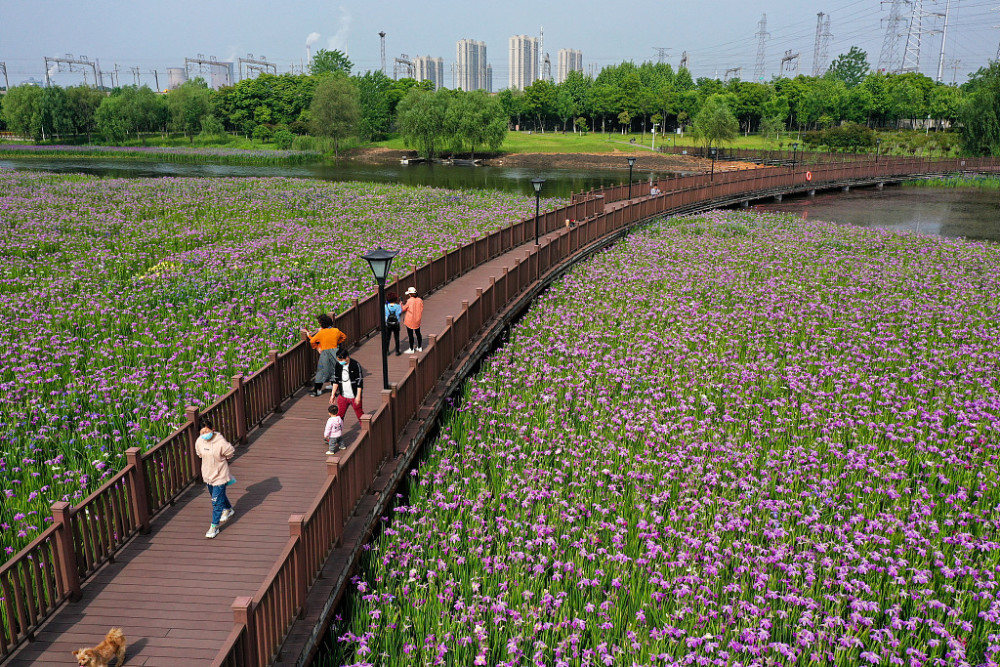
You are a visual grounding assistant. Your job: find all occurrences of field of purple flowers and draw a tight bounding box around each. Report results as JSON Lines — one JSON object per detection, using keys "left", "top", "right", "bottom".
{"left": 0, "top": 169, "right": 558, "bottom": 559}
{"left": 330, "top": 211, "right": 1000, "bottom": 666}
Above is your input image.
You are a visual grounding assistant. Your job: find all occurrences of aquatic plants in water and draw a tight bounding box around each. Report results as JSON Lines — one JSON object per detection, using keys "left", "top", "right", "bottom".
{"left": 328, "top": 210, "right": 1000, "bottom": 666}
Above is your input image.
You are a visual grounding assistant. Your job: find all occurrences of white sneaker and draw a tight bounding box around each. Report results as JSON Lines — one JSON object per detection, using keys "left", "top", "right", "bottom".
{"left": 219, "top": 509, "right": 235, "bottom": 524}
{"left": 416, "top": 346, "right": 423, "bottom": 352}
{"left": 205, "top": 525, "right": 219, "bottom": 539}
{"left": 325, "top": 449, "right": 335, "bottom": 455}
{"left": 405, "top": 348, "right": 414, "bottom": 354}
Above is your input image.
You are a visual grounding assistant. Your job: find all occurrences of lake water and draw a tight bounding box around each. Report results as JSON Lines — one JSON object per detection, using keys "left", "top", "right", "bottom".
{"left": 755, "top": 185, "right": 1000, "bottom": 243}
{"left": 3, "top": 158, "right": 997, "bottom": 242}
{"left": 0, "top": 157, "right": 679, "bottom": 199}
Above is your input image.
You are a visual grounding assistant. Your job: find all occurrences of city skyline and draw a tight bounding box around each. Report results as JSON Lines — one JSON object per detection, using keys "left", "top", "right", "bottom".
{"left": 2, "top": 0, "right": 998, "bottom": 88}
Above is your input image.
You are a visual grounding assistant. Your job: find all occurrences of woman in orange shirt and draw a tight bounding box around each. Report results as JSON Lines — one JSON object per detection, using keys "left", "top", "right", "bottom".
{"left": 401, "top": 287, "right": 424, "bottom": 353}
{"left": 302, "top": 314, "right": 347, "bottom": 396}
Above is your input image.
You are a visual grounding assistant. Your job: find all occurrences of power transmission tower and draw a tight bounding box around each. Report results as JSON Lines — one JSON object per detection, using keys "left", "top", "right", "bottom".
{"left": 238, "top": 54, "right": 277, "bottom": 81}
{"left": 653, "top": 47, "right": 670, "bottom": 64}
{"left": 0, "top": 62, "right": 8, "bottom": 91}
{"left": 131, "top": 66, "right": 141, "bottom": 86}
{"left": 724, "top": 67, "right": 742, "bottom": 82}
{"left": 935, "top": 0, "right": 952, "bottom": 82}
{"left": 185, "top": 54, "right": 216, "bottom": 81}
{"left": 754, "top": 14, "right": 769, "bottom": 81}
{"left": 780, "top": 50, "right": 800, "bottom": 77}
{"left": 44, "top": 54, "right": 100, "bottom": 87}
{"left": 393, "top": 54, "right": 414, "bottom": 80}
{"left": 679, "top": 51, "right": 689, "bottom": 69}
{"left": 150, "top": 69, "right": 160, "bottom": 90}
{"left": 379, "top": 31, "right": 386, "bottom": 75}
{"left": 948, "top": 58, "right": 961, "bottom": 84}
{"left": 901, "top": 0, "right": 926, "bottom": 73}
{"left": 812, "top": 12, "right": 833, "bottom": 76}
{"left": 879, "top": 0, "right": 909, "bottom": 73}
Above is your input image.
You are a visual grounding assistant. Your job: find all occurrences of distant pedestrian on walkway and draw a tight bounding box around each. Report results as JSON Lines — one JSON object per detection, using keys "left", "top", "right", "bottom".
{"left": 384, "top": 291, "right": 403, "bottom": 357}
{"left": 302, "top": 313, "right": 347, "bottom": 396}
{"left": 401, "top": 287, "right": 424, "bottom": 353}
{"left": 324, "top": 404, "right": 343, "bottom": 454}
{"left": 195, "top": 418, "right": 235, "bottom": 539}
{"left": 329, "top": 348, "right": 365, "bottom": 426}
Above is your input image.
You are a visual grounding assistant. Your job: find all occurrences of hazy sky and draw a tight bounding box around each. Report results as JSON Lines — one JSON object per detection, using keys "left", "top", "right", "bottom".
{"left": 1, "top": 0, "right": 997, "bottom": 87}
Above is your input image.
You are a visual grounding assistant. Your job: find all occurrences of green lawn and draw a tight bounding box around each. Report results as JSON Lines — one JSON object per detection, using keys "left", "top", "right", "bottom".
{"left": 377, "top": 130, "right": 803, "bottom": 155}
{"left": 379, "top": 129, "right": 960, "bottom": 157}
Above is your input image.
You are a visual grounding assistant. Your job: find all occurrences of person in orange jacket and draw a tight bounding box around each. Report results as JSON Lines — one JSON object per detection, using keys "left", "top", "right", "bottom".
{"left": 400, "top": 287, "right": 424, "bottom": 353}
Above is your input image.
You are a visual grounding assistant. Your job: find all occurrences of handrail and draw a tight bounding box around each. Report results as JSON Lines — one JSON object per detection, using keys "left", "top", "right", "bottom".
{"left": 5, "top": 154, "right": 998, "bottom": 665}
{"left": 211, "top": 154, "right": 1000, "bottom": 667}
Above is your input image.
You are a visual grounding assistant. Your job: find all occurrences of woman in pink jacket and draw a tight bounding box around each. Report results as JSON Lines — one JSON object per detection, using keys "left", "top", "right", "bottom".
{"left": 195, "top": 418, "right": 236, "bottom": 539}
{"left": 401, "top": 286, "right": 424, "bottom": 353}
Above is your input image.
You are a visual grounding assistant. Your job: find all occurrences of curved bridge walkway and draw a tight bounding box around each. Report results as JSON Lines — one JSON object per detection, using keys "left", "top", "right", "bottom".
{"left": 2, "top": 156, "right": 997, "bottom": 667}
{"left": 2, "top": 221, "right": 583, "bottom": 666}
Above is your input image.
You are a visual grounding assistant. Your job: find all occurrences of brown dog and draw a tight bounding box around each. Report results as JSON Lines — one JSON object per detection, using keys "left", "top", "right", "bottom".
{"left": 72, "top": 627, "right": 126, "bottom": 666}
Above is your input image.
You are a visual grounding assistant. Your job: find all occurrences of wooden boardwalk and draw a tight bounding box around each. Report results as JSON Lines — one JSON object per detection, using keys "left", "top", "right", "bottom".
{"left": 6, "top": 156, "right": 997, "bottom": 667}
{"left": 3, "top": 227, "right": 569, "bottom": 667}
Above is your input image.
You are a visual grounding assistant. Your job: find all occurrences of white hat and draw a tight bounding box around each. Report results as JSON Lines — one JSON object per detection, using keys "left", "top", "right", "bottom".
{"left": 405, "top": 287, "right": 417, "bottom": 295}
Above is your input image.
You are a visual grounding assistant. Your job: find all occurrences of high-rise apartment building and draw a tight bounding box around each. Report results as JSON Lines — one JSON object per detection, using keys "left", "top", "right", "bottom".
{"left": 557, "top": 49, "right": 583, "bottom": 83}
{"left": 455, "top": 39, "right": 488, "bottom": 91}
{"left": 508, "top": 35, "right": 539, "bottom": 90}
{"left": 414, "top": 56, "right": 445, "bottom": 90}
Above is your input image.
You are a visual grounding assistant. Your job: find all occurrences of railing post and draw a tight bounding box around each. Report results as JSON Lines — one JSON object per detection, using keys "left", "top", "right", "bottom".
{"left": 232, "top": 596, "right": 259, "bottom": 667}
{"left": 231, "top": 374, "right": 248, "bottom": 445}
{"left": 351, "top": 298, "right": 361, "bottom": 346}
{"left": 501, "top": 267, "right": 509, "bottom": 305}
{"left": 126, "top": 447, "right": 151, "bottom": 534}
{"left": 381, "top": 389, "right": 394, "bottom": 460}
{"left": 50, "top": 501, "right": 82, "bottom": 602}
{"left": 288, "top": 514, "right": 308, "bottom": 618}
{"left": 185, "top": 405, "right": 201, "bottom": 475}
{"left": 489, "top": 277, "right": 496, "bottom": 316}
{"left": 360, "top": 412, "right": 374, "bottom": 478}
{"left": 475, "top": 288, "right": 484, "bottom": 331}
{"left": 446, "top": 316, "right": 455, "bottom": 364}
{"left": 268, "top": 350, "right": 284, "bottom": 413}
{"left": 461, "top": 301, "right": 470, "bottom": 344}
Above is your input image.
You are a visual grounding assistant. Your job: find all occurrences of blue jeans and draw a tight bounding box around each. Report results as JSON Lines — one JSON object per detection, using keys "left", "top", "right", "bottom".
{"left": 207, "top": 483, "right": 232, "bottom": 525}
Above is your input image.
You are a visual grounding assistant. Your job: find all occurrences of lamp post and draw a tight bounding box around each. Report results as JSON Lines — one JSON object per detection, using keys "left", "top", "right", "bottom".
{"left": 875, "top": 137, "right": 881, "bottom": 164}
{"left": 531, "top": 177, "right": 545, "bottom": 244}
{"left": 791, "top": 142, "right": 799, "bottom": 169}
{"left": 651, "top": 123, "right": 659, "bottom": 151}
{"left": 361, "top": 246, "right": 399, "bottom": 391}
{"left": 626, "top": 156, "right": 637, "bottom": 201}
{"left": 710, "top": 147, "right": 717, "bottom": 181}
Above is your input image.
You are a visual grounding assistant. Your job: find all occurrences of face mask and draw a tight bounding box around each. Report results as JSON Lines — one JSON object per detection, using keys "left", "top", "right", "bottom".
{"left": 200, "top": 432, "right": 213, "bottom": 441}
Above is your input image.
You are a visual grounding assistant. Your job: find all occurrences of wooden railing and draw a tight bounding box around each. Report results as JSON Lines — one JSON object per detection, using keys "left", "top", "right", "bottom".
{"left": 574, "top": 154, "right": 1000, "bottom": 207}
{"left": 5, "top": 154, "right": 997, "bottom": 665}
{"left": 0, "top": 182, "right": 607, "bottom": 662}
{"left": 210, "top": 154, "right": 1000, "bottom": 667}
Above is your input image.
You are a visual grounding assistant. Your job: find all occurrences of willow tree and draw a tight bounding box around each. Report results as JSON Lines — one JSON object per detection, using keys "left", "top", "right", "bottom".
{"left": 960, "top": 62, "right": 1000, "bottom": 156}
{"left": 309, "top": 72, "right": 360, "bottom": 158}
{"left": 692, "top": 94, "right": 738, "bottom": 152}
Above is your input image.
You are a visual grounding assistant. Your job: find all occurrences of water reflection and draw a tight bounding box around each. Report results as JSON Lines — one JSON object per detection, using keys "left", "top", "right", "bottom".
{"left": 0, "top": 157, "right": 679, "bottom": 198}
{"left": 756, "top": 186, "right": 1000, "bottom": 242}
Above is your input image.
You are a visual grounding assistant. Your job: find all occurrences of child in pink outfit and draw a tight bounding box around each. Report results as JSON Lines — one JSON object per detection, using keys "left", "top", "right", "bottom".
{"left": 324, "top": 404, "right": 343, "bottom": 454}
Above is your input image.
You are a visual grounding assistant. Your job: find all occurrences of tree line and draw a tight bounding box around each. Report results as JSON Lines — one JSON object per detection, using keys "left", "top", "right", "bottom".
{"left": 2, "top": 46, "right": 999, "bottom": 156}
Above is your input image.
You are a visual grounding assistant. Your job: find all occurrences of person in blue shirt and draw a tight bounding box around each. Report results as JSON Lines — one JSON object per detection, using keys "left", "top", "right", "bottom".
{"left": 384, "top": 291, "right": 403, "bottom": 356}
